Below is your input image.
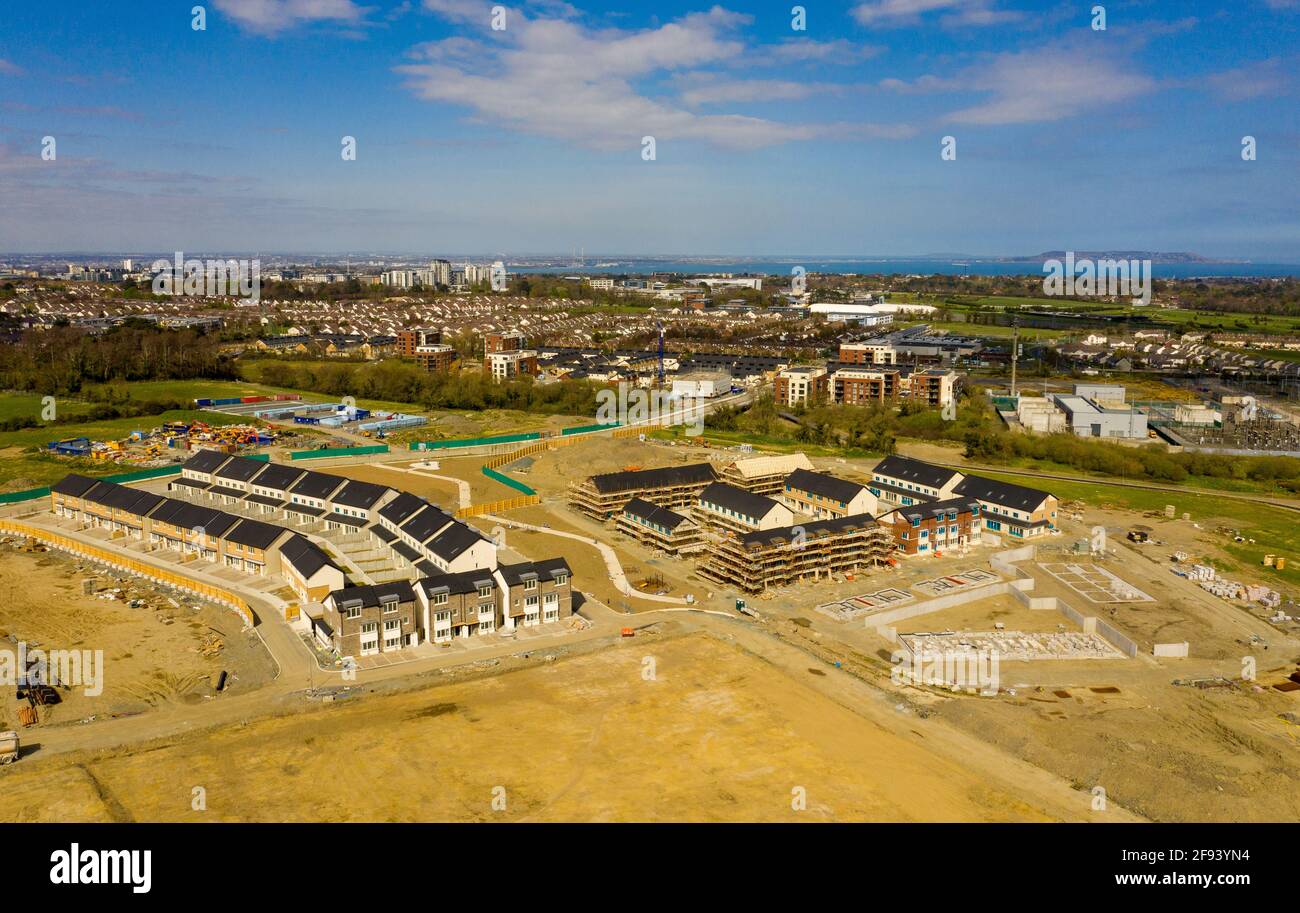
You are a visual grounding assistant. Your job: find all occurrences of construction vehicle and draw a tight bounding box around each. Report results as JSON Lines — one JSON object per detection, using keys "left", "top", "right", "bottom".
{"left": 0, "top": 730, "right": 18, "bottom": 764}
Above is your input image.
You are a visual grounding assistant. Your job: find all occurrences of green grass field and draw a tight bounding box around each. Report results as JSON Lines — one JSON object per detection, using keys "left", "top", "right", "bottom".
{"left": 977, "top": 468, "right": 1300, "bottom": 591}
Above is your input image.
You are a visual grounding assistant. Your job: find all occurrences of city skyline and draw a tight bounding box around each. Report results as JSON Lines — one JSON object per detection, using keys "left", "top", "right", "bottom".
{"left": 1, "top": 0, "right": 1297, "bottom": 258}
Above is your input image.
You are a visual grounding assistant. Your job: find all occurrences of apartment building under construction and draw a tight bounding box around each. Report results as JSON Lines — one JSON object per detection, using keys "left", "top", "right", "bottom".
{"left": 568, "top": 462, "right": 717, "bottom": 521}
{"left": 614, "top": 497, "right": 706, "bottom": 555}
{"left": 718, "top": 452, "right": 813, "bottom": 495}
{"left": 697, "top": 515, "right": 894, "bottom": 593}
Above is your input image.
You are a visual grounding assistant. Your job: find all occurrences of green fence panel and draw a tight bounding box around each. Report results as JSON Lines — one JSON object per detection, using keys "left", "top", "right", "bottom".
{"left": 408, "top": 431, "right": 541, "bottom": 451}
{"left": 560, "top": 422, "right": 620, "bottom": 436}
{"left": 482, "top": 465, "right": 536, "bottom": 496}
{"left": 290, "top": 444, "right": 389, "bottom": 460}
{"left": 0, "top": 486, "right": 51, "bottom": 505}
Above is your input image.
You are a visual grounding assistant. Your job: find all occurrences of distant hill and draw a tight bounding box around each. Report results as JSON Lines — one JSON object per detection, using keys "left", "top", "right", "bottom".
{"left": 1004, "top": 251, "right": 1230, "bottom": 264}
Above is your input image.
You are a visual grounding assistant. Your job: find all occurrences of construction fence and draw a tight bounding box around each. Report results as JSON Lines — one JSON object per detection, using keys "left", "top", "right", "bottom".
{"left": 0, "top": 519, "right": 256, "bottom": 627}
{"left": 455, "top": 495, "right": 541, "bottom": 519}
{"left": 0, "top": 463, "right": 189, "bottom": 506}
{"left": 290, "top": 444, "right": 389, "bottom": 461}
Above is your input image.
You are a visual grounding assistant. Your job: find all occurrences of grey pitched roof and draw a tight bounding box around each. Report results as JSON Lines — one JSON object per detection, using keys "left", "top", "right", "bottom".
{"left": 872, "top": 455, "right": 963, "bottom": 490}
{"left": 498, "top": 557, "right": 571, "bottom": 586}
{"left": 214, "top": 456, "right": 266, "bottom": 483}
{"left": 622, "top": 497, "right": 691, "bottom": 531}
{"left": 699, "top": 482, "right": 782, "bottom": 519}
{"left": 330, "top": 479, "right": 390, "bottom": 509}
{"left": 953, "top": 475, "right": 1052, "bottom": 512}
{"left": 249, "top": 462, "right": 306, "bottom": 491}
{"left": 589, "top": 462, "right": 716, "bottom": 495}
{"left": 785, "top": 468, "right": 868, "bottom": 504}
{"left": 425, "top": 521, "right": 486, "bottom": 562}
{"left": 51, "top": 473, "right": 100, "bottom": 498}
{"left": 289, "top": 470, "right": 346, "bottom": 500}
{"left": 223, "top": 518, "right": 290, "bottom": 550}
{"left": 182, "top": 449, "right": 231, "bottom": 475}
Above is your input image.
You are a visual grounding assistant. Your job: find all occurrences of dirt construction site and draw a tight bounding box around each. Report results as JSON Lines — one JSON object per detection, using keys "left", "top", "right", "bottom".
{"left": 2, "top": 431, "right": 1300, "bottom": 822}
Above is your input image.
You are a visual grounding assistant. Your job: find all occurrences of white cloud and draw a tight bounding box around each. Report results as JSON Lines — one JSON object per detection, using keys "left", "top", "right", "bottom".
{"left": 213, "top": 0, "right": 369, "bottom": 35}
{"left": 851, "top": 0, "right": 1017, "bottom": 27}
{"left": 0, "top": 58, "right": 23, "bottom": 76}
{"left": 1205, "top": 60, "right": 1293, "bottom": 101}
{"left": 881, "top": 45, "right": 1156, "bottom": 125}
{"left": 766, "top": 38, "right": 884, "bottom": 64}
{"left": 400, "top": 4, "right": 909, "bottom": 150}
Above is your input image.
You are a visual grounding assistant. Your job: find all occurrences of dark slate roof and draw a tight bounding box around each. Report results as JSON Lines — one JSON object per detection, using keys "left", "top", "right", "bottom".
{"left": 785, "top": 468, "right": 868, "bottom": 504}
{"left": 327, "top": 513, "right": 368, "bottom": 528}
{"left": 329, "top": 580, "right": 415, "bottom": 610}
{"left": 169, "top": 477, "right": 210, "bottom": 489}
{"left": 740, "top": 515, "right": 879, "bottom": 550}
{"left": 425, "top": 521, "right": 487, "bottom": 562}
{"left": 51, "top": 474, "right": 99, "bottom": 498}
{"left": 223, "top": 518, "right": 289, "bottom": 550}
{"left": 699, "top": 482, "right": 783, "bottom": 519}
{"left": 285, "top": 503, "right": 325, "bottom": 517}
{"left": 289, "top": 470, "right": 345, "bottom": 500}
{"left": 400, "top": 505, "right": 453, "bottom": 544}
{"left": 498, "top": 557, "right": 571, "bottom": 586}
{"left": 330, "top": 479, "right": 390, "bottom": 510}
{"left": 249, "top": 462, "right": 305, "bottom": 491}
{"left": 279, "top": 534, "right": 336, "bottom": 578}
{"left": 207, "top": 485, "right": 247, "bottom": 500}
{"left": 953, "top": 475, "right": 1052, "bottom": 512}
{"left": 872, "top": 455, "right": 962, "bottom": 490}
{"left": 182, "top": 449, "right": 231, "bottom": 475}
{"left": 82, "top": 481, "right": 125, "bottom": 507}
{"left": 378, "top": 491, "right": 427, "bottom": 525}
{"left": 419, "top": 569, "right": 496, "bottom": 597}
{"left": 622, "top": 497, "right": 691, "bottom": 531}
{"left": 148, "top": 499, "right": 189, "bottom": 526}
{"left": 883, "top": 496, "right": 982, "bottom": 522}
{"left": 589, "top": 462, "right": 716, "bottom": 495}
{"left": 392, "top": 541, "right": 422, "bottom": 562}
{"left": 120, "top": 489, "right": 166, "bottom": 517}
{"left": 214, "top": 456, "right": 265, "bottom": 483}
{"left": 244, "top": 493, "right": 285, "bottom": 507}
{"left": 173, "top": 504, "right": 240, "bottom": 537}
{"left": 415, "top": 560, "right": 439, "bottom": 577}
{"left": 370, "top": 525, "right": 397, "bottom": 543}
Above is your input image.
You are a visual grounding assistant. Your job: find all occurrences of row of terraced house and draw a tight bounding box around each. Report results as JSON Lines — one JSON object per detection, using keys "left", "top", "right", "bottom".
{"left": 49, "top": 449, "right": 573, "bottom": 659}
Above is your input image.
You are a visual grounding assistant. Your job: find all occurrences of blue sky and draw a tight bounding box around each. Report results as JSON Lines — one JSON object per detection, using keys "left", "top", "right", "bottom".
{"left": 1, "top": 0, "right": 1297, "bottom": 259}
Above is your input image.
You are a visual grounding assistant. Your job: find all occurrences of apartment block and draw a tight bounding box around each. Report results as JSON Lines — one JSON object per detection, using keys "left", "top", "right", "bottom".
{"left": 773, "top": 365, "right": 829, "bottom": 406}
{"left": 615, "top": 498, "right": 706, "bottom": 555}
{"left": 718, "top": 453, "right": 813, "bottom": 496}
{"left": 696, "top": 482, "right": 794, "bottom": 534}
{"left": 569, "top": 462, "right": 718, "bottom": 521}
{"left": 323, "top": 581, "right": 420, "bottom": 656}
{"left": 878, "top": 497, "right": 982, "bottom": 556}
{"left": 780, "top": 468, "right": 877, "bottom": 520}
{"left": 698, "top": 516, "right": 893, "bottom": 593}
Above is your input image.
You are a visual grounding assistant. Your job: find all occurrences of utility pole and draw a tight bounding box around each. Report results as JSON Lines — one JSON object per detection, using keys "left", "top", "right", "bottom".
{"left": 1010, "top": 318, "right": 1019, "bottom": 397}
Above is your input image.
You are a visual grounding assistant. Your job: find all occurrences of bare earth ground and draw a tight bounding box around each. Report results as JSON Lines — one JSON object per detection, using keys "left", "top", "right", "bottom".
{"left": 0, "top": 547, "right": 274, "bottom": 731}
{"left": 0, "top": 632, "right": 1098, "bottom": 823}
